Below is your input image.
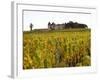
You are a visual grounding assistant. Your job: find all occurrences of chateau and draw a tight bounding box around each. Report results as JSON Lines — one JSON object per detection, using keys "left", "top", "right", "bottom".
{"left": 48, "top": 21, "right": 88, "bottom": 30}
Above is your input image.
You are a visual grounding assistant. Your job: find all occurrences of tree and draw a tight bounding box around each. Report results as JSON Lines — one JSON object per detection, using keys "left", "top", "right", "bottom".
{"left": 29, "top": 23, "right": 33, "bottom": 31}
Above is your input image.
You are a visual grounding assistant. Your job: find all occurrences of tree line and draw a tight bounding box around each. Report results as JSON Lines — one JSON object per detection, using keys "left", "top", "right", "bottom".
{"left": 29, "top": 21, "right": 88, "bottom": 31}
{"left": 48, "top": 21, "right": 88, "bottom": 30}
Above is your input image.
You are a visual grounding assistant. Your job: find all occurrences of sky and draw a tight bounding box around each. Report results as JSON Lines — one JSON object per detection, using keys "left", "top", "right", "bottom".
{"left": 23, "top": 10, "right": 92, "bottom": 31}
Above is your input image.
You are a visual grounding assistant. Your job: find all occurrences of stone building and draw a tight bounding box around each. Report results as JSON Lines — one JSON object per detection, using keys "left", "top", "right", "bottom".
{"left": 48, "top": 21, "right": 88, "bottom": 30}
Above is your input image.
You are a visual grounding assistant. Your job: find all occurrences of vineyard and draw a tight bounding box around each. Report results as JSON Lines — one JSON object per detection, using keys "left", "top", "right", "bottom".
{"left": 23, "top": 29, "right": 91, "bottom": 69}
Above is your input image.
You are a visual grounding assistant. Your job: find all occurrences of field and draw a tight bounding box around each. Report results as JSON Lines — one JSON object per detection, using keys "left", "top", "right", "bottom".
{"left": 23, "top": 29, "right": 91, "bottom": 69}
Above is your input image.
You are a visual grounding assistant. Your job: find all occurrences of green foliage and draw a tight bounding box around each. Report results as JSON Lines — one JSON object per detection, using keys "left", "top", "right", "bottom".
{"left": 23, "top": 29, "right": 91, "bottom": 69}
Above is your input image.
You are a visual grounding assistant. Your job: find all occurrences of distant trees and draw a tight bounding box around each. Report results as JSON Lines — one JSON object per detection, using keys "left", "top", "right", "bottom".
{"left": 48, "top": 21, "right": 88, "bottom": 30}
{"left": 65, "top": 21, "right": 88, "bottom": 29}
{"left": 29, "top": 23, "right": 33, "bottom": 31}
